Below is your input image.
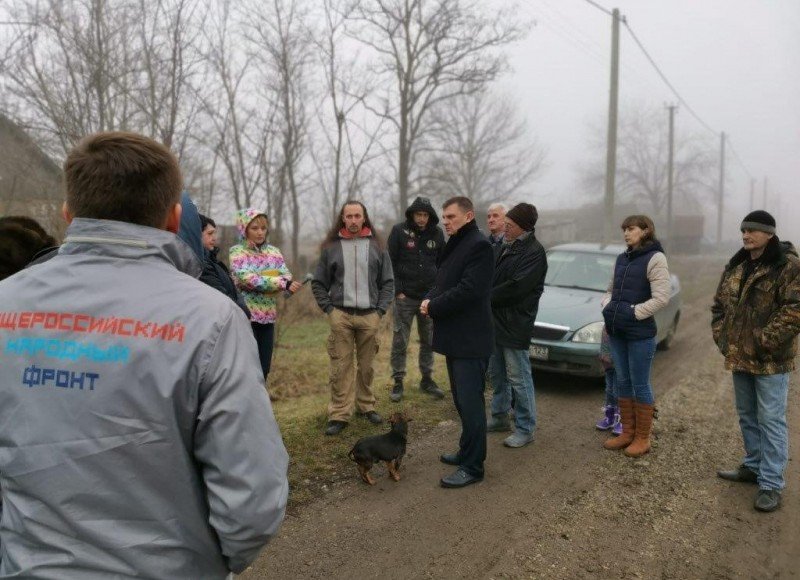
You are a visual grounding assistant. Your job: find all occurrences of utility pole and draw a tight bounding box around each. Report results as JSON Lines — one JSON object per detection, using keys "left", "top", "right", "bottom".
{"left": 749, "top": 178, "right": 756, "bottom": 212}
{"left": 666, "top": 104, "right": 677, "bottom": 245}
{"left": 762, "top": 176, "right": 768, "bottom": 210}
{"left": 716, "top": 132, "right": 725, "bottom": 246}
{"left": 603, "top": 8, "right": 621, "bottom": 245}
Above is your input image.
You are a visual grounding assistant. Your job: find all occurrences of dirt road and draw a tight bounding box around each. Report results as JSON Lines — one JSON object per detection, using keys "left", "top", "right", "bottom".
{"left": 243, "top": 256, "right": 800, "bottom": 579}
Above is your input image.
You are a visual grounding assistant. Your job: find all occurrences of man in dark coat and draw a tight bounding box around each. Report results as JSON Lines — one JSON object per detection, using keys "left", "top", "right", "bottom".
{"left": 387, "top": 196, "right": 445, "bottom": 402}
{"left": 420, "top": 196, "right": 494, "bottom": 488}
{"left": 487, "top": 203, "right": 547, "bottom": 448}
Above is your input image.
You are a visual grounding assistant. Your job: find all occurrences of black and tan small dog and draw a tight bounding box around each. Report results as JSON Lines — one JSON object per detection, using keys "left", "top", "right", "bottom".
{"left": 348, "top": 411, "right": 411, "bottom": 485}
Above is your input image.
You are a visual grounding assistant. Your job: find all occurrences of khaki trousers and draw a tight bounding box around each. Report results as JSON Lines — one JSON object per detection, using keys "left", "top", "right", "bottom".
{"left": 327, "top": 308, "right": 381, "bottom": 421}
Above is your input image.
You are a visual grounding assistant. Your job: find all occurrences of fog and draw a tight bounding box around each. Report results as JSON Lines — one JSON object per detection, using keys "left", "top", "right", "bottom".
{"left": 493, "top": 0, "right": 800, "bottom": 241}
{"left": 1, "top": 0, "right": 798, "bottom": 249}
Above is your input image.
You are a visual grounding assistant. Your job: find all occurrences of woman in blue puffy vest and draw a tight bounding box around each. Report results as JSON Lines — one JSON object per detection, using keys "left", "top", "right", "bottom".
{"left": 601, "top": 215, "right": 670, "bottom": 457}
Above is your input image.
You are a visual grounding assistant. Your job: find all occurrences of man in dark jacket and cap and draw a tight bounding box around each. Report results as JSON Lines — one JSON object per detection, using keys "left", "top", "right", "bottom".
{"left": 713, "top": 210, "right": 800, "bottom": 513}
{"left": 420, "top": 196, "right": 494, "bottom": 488}
{"left": 487, "top": 203, "right": 547, "bottom": 448}
{"left": 387, "top": 196, "right": 445, "bottom": 401}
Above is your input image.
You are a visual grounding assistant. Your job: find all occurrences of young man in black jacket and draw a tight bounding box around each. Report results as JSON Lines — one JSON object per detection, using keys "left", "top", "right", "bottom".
{"left": 387, "top": 197, "right": 445, "bottom": 402}
{"left": 487, "top": 203, "right": 547, "bottom": 448}
{"left": 420, "top": 196, "right": 495, "bottom": 488}
{"left": 199, "top": 214, "right": 251, "bottom": 319}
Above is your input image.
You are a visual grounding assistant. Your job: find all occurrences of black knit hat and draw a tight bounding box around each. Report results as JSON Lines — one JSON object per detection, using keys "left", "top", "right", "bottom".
{"left": 505, "top": 203, "right": 538, "bottom": 232}
{"left": 741, "top": 210, "right": 776, "bottom": 234}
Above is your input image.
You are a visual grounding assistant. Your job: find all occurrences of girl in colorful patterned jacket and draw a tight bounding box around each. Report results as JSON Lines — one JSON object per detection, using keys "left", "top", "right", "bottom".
{"left": 230, "top": 209, "right": 302, "bottom": 390}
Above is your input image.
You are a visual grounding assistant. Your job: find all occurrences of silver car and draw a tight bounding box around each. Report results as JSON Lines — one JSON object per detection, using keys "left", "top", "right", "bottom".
{"left": 529, "top": 243, "right": 681, "bottom": 377}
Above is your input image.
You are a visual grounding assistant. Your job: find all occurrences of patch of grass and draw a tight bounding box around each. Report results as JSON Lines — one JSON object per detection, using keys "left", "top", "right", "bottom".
{"left": 268, "top": 303, "right": 456, "bottom": 506}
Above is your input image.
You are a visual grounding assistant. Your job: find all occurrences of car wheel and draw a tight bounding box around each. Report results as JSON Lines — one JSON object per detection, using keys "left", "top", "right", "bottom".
{"left": 657, "top": 313, "right": 680, "bottom": 351}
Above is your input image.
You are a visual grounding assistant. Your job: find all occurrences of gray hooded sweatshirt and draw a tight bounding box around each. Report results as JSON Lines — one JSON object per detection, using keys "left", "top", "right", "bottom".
{"left": 0, "top": 219, "right": 288, "bottom": 579}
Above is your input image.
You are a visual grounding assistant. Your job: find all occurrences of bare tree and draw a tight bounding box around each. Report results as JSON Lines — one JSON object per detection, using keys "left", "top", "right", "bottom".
{"left": 352, "top": 0, "right": 529, "bottom": 213}
{"left": 246, "top": 0, "right": 311, "bottom": 262}
{"left": 2, "top": 0, "right": 138, "bottom": 153}
{"left": 582, "top": 104, "right": 716, "bottom": 214}
{"left": 131, "top": 0, "right": 205, "bottom": 156}
{"left": 199, "top": 0, "right": 268, "bottom": 213}
{"left": 421, "top": 90, "right": 545, "bottom": 208}
{"left": 1, "top": 0, "right": 205, "bottom": 158}
{"left": 308, "top": 0, "right": 386, "bottom": 225}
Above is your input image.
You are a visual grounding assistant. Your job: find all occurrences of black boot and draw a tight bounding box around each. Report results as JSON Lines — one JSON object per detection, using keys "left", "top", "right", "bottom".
{"left": 390, "top": 379, "right": 404, "bottom": 402}
{"left": 420, "top": 375, "right": 445, "bottom": 399}
{"left": 324, "top": 420, "right": 347, "bottom": 436}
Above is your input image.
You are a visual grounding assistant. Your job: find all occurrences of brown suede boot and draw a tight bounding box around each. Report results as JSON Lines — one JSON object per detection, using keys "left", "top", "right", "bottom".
{"left": 624, "top": 402, "right": 656, "bottom": 457}
{"left": 603, "top": 397, "right": 635, "bottom": 450}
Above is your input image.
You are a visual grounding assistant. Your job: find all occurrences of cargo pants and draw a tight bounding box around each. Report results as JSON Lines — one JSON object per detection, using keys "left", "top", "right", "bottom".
{"left": 326, "top": 307, "right": 381, "bottom": 422}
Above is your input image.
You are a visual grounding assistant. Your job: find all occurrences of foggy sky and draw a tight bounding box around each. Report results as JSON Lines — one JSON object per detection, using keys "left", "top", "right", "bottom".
{"left": 494, "top": 0, "right": 800, "bottom": 239}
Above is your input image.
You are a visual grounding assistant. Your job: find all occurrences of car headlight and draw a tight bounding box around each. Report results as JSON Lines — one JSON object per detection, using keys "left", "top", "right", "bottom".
{"left": 571, "top": 321, "right": 604, "bottom": 344}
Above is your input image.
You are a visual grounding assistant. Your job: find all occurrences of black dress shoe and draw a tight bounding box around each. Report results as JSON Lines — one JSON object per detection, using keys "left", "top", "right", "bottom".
{"left": 324, "top": 420, "right": 347, "bottom": 436}
{"left": 717, "top": 465, "right": 758, "bottom": 484}
{"left": 440, "top": 469, "right": 482, "bottom": 488}
{"left": 439, "top": 452, "right": 461, "bottom": 466}
{"left": 754, "top": 489, "right": 781, "bottom": 512}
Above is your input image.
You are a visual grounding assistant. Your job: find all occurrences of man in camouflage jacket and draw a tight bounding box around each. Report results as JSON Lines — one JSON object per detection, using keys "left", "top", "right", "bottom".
{"left": 712, "top": 210, "right": 800, "bottom": 513}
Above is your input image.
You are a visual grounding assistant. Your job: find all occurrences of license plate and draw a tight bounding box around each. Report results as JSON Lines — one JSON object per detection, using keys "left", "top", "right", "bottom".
{"left": 529, "top": 345, "right": 549, "bottom": 361}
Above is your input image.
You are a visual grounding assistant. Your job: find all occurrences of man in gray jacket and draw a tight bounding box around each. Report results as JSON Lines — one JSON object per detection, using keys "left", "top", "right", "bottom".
{"left": 0, "top": 132, "right": 289, "bottom": 579}
{"left": 312, "top": 200, "right": 394, "bottom": 436}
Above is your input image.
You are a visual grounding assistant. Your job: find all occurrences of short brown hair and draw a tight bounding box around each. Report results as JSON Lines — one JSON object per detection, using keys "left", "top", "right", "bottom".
{"left": 621, "top": 214, "right": 656, "bottom": 244}
{"left": 64, "top": 131, "right": 183, "bottom": 228}
{"left": 442, "top": 196, "right": 474, "bottom": 213}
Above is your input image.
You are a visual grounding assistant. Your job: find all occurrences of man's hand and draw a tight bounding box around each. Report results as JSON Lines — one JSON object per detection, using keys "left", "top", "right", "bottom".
{"left": 397, "top": 292, "right": 406, "bottom": 300}
{"left": 288, "top": 280, "right": 303, "bottom": 293}
{"left": 419, "top": 299, "right": 430, "bottom": 317}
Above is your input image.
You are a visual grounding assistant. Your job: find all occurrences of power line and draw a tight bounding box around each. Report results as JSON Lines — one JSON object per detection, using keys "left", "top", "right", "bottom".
{"left": 540, "top": 0, "right": 653, "bottom": 88}
{"left": 580, "top": 0, "right": 614, "bottom": 17}
{"left": 576, "top": 2, "right": 759, "bottom": 203}
{"left": 727, "top": 139, "right": 754, "bottom": 180}
{"left": 622, "top": 20, "right": 719, "bottom": 138}
{"left": 534, "top": 9, "right": 608, "bottom": 66}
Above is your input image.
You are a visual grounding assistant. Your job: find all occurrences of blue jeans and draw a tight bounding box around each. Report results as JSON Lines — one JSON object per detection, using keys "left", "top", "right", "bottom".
{"left": 604, "top": 368, "right": 618, "bottom": 407}
{"left": 732, "top": 372, "right": 790, "bottom": 491}
{"left": 609, "top": 335, "right": 656, "bottom": 404}
{"left": 488, "top": 346, "right": 536, "bottom": 435}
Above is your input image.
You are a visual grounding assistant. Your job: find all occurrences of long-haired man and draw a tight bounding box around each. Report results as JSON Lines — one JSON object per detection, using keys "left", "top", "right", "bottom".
{"left": 312, "top": 200, "right": 395, "bottom": 436}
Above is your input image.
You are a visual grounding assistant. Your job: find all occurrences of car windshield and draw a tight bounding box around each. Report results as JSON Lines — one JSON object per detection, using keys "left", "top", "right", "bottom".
{"left": 545, "top": 251, "right": 616, "bottom": 292}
